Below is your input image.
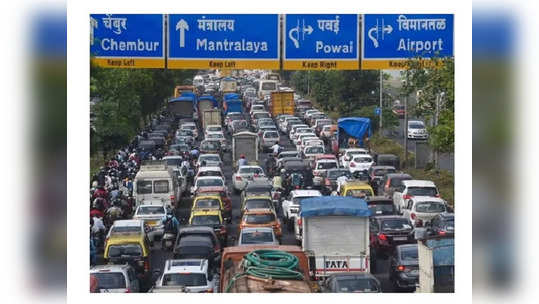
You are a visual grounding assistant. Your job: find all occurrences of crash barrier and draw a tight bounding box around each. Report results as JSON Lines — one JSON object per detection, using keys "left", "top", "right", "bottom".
{"left": 224, "top": 249, "right": 304, "bottom": 292}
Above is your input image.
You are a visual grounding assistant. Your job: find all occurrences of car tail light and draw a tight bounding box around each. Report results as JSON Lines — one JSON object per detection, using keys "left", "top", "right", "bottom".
{"left": 295, "top": 186, "right": 300, "bottom": 189}
{"left": 435, "top": 194, "right": 441, "bottom": 198}
{"left": 273, "top": 192, "right": 280, "bottom": 200}
{"left": 403, "top": 194, "right": 412, "bottom": 200}
{"left": 378, "top": 233, "right": 387, "bottom": 241}
{"left": 125, "top": 288, "right": 131, "bottom": 293}
{"left": 397, "top": 265, "right": 406, "bottom": 272}
{"left": 170, "top": 195, "right": 175, "bottom": 202}
{"left": 144, "top": 260, "right": 150, "bottom": 272}
{"left": 236, "top": 176, "right": 242, "bottom": 181}
{"left": 297, "top": 218, "right": 302, "bottom": 226}
{"left": 439, "top": 231, "right": 446, "bottom": 236}
{"left": 206, "top": 289, "right": 213, "bottom": 293}
{"left": 350, "top": 162, "right": 356, "bottom": 167}
{"left": 410, "top": 213, "right": 416, "bottom": 220}
{"left": 325, "top": 179, "right": 331, "bottom": 186}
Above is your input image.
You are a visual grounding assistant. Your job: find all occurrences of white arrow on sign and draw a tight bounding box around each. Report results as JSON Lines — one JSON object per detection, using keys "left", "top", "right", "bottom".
{"left": 176, "top": 19, "right": 189, "bottom": 48}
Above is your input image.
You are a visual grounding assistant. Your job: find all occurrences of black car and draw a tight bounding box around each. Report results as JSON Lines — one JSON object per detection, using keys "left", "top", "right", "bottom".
{"left": 240, "top": 181, "right": 273, "bottom": 204}
{"left": 389, "top": 244, "right": 419, "bottom": 291}
{"left": 366, "top": 196, "right": 397, "bottom": 216}
{"left": 378, "top": 173, "right": 413, "bottom": 197}
{"left": 374, "top": 154, "right": 400, "bottom": 170}
{"left": 321, "top": 273, "right": 382, "bottom": 293}
{"left": 369, "top": 216, "right": 415, "bottom": 258}
{"left": 172, "top": 235, "right": 220, "bottom": 270}
{"left": 368, "top": 166, "right": 396, "bottom": 194}
{"left": 426, "top": 212, "right": 455, "bottom": 236}
{"left": 321, "top": 168, "right": 351, "bottom": 195}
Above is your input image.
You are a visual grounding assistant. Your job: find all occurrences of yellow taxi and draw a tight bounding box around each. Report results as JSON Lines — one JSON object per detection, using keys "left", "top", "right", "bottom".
{"left": 104, "top": 232, "right": 152, "bottom": 287}
{"left": 189, "top": 209, "right": 227, "bottom": 244}
{"left": 339, "top": 181, "right": 374, "bottom": 198}
{"left": 192, "top": 195, "right": 231, "bottom": 222}
{"left": 240, "top": 195, "right": 274, "bottom": 215}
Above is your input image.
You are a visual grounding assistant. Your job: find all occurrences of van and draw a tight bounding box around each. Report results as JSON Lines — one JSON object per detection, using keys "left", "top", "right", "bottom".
{"left": 258, "top": 80, "right": 278, "bottom": 99}
{"left": 133, "top": 161, "right": 179, "bottom": 208}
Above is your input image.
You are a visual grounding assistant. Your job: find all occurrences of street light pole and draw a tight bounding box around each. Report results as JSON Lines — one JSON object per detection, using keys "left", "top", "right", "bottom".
{"left": 403, "top": 71, "right": 409, "bottom": 169}
{"left": 379, "top": 69, "right": 383, "bottom": 131}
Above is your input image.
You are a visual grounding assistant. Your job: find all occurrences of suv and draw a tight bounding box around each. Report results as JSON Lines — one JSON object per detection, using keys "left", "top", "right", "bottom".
{"left": 281, "top": 190, "right": 322, "bottom": 230}
{"left": 402, "top": 197, "right": 447, "bottom": 227}
{"left": 369, "top": 216, "right": 415, "bottom": 260}
{"left": 378, "top": 173, "right": 412, "bottom": 197}
{"left": 392, "top": 180, "right": 439, "bottom": 214}
{"left": 154, "top": 259, "right": 218, "bottom": 293}
{"left": 90, "top": 264, "right": 141, "bottom": 293}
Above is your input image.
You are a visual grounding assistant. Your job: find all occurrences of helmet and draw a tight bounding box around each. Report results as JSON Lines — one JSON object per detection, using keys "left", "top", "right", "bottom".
{"left": 241, "top": 154, "right": 245, "bottom": 158}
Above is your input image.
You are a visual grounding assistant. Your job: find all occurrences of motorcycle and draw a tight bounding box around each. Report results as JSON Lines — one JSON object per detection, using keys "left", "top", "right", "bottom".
{"left": 162, "top": 232, "right": 176, "bottom": 251}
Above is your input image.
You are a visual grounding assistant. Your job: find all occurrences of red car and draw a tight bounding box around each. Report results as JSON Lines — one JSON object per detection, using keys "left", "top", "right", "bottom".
{"left": 392, "top": 105, "right": 405, "bottom": 118}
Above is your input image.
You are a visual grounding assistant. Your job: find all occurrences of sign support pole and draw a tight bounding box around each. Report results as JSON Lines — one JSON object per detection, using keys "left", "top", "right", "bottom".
{"left": 164, "top": 14, "right": 168, "bottom": 70}
{"left": 404, "top": 71, "right": 409, "bottom": 169}
{"left": 379, "top": 69, "right": 383, "bottom": 131}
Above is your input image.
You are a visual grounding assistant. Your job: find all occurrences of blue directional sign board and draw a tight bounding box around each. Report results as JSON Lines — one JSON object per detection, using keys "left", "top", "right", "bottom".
{"left": 283, "top": 14, "right": 359, "bottom": 70}
{"left": 90, "top": 14, "right": 165, "bottom": 68}
{"left": 362, "top": 14, "right": 454, "bottom": 69}
{"left": 168, "top": 14, "right": 280, "bottom": 69}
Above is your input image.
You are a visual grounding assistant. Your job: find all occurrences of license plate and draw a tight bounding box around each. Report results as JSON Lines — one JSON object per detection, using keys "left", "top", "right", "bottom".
{"left": 146, "top": 220, "right": 157, "bottom": 225}
{"left": 393, "top": 236, "right": 407, "bottom": 241}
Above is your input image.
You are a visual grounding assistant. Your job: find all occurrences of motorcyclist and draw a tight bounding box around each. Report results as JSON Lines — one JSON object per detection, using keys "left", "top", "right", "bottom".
{"left": 270, "top": 143, "right": 281, "bottom": 157}
{"left": 162, "top": 214, "right": 180, "bottom": 234}
{"left": 190, "top": 147, "right": 200, "bottom": 160}
{"left": 265, "top": 154, "right": 275, "bottom": 176}
{"left": 237, "top": 154, "right": 248, "bottom": 167}
{"left": 105, "top": 200, "right": 123, "bottom": 226}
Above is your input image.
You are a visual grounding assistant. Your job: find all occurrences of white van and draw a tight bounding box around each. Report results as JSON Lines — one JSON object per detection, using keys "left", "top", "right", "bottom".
{"left": 134, "top": 161, "right": 180, "bottom": 208}
{"left": 193, "top": 75, "right": 204, "bottom": 87}
{"left": 258, "top": 80, "right": 278, "bottom": 99}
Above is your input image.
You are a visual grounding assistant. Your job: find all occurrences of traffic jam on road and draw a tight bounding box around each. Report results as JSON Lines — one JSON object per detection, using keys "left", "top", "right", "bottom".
{"left": 89, "top": 71, "right": 455, "bottom": 293}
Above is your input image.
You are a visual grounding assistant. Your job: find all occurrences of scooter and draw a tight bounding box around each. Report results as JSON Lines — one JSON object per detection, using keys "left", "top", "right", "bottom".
{"left": 161, "top": 232, "right": 176, "bottom": 251}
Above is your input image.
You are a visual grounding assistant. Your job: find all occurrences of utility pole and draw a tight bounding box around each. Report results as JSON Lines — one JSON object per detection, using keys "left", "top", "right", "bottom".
{"left": 434, "top": 92, "right": 442, "bottom": 169}
{"left": 379, "top": 69, "right": 383, "bottom": 130}
{"left": 403, "top": 71, "right": 409, "bottom": 169}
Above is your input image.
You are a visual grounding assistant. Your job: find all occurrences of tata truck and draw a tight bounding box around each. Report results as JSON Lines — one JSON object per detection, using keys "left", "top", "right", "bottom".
{"left": 232, "top": 131, "right": 259, "bottom": 170}
{"left": 297, "top": 196, "right": 371, "bottom": 280}
{"left": 270, "top": 91, "right": 295, "bottom": 117}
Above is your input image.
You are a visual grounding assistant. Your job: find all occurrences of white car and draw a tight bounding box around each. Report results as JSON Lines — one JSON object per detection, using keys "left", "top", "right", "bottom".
{"left": 339, "top": 148, "right": 369, "bottom": 168}
{"left": 304, "top": 109, "right": 321, "bottom": 121}
{"left": 90, "top": 264, "right": 141, "bottom": 293}
{"left": 195, "top": 166, "right": 225, "bottom": 183}
{"left": 312, "top": 158, "right": 339, "bottom": 186}
{"left": 407, "top": 120, "right": 428, "bottom": 140}
{"left": 260, "top": 130, "right": 280, "bottom": 152}
{"left": 281, "top": 190, "right": 322, "bottom": 231}
{"left": 392, "top": 180, "right": 440, "bottom": 214}
{"left": 294, "top": 133, "right": 317, "bottom": 147}
{"left": 302, "top": 145, "right": 325, "bottom": 162}
{"left": 232, "top": 165, "right": 265, "bottom": 192}
{"left": 297, "top": 135, "right": 319, "bottom": 152}
{"left": 290, "top": 127, "right": 312, "bottom": 142}
{"left": 180, "top": 122, "right": 198, "bottom": 139}
{"left": 401, "top": 197, "right": 447, "bottom": 227}
{"left": 133, "top": 204, "right": 166, "bottom": 241}
{"left": 348, "top": 154, "right": 374, "bottom": 173}
{"left": 191, "top": 176, "right": 225, "bottom": 195}
{"left": 196, "top": 154, "right": 222, "bottom": 168}
{"left": 204, "top": 131, "right": 227, "bottom": 150}
{"left": 237, "top": 227, "right": 279, "bottom": 246}
{"left": 205, "top": 124, "right": 223, "bottom": 134}
{"left": 155, "top": 259, "right": 218, "bottom": 293}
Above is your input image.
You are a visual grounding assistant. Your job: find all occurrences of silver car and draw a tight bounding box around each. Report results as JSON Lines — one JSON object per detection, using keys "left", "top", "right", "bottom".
{"left": 237, "top": 227, "right": 279, "bottom": 246}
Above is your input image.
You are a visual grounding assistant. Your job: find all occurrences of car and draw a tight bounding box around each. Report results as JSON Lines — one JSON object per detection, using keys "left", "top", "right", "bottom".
{"left": 365, "top": 196, "right": 397, "bottom": 216}
{"left": 281, "top": 189, "right": 322, "bottom": 231}
{"left": 378, "top": 173, "right": 413, "bottom": 198}
{"left": 240, "top": 208, "right": 282, "bottom": 239}
{"left": 367, "top": 166, "right": 397, "bottom": 194}
{"left": 401, "top": 197, "right": 447, "bottom": 227}
{"left": 294, "top": 132, "right": 316, "bottom": 146}
{"left": 199, "top": 140, "right": 222, "bottom": 156}
{"left": 154, "top": 259, "right": 218, "bottom": 293}
{"left": 196, "top": 154, "right": 223, "bottom": 169}
{"left": 195, "top": 186, "right": 232, "bottom": 222}
{"left": 339, "top": 148, "right": 369, "bottom": 168}
{"left": 191, "top": 195, "right": 231, "bottom": 222}
{"left": 175, "top": 226, "right": 222, "bottom": 257}
{"left": 320, "top": 124, "right": 337, "bottom": 140}
{"left": 389, "top": 244, "right": 419, "bottom": 291}
{"left": 313, "top": 119, "right": 332, "bottom": 134}
{"left": 321, "top": 168, "right": 351, "bottom": 195}
{"left": 188, "top": 209, "right": 227, "bottom": 245}
{"left": 249, "top": 104, "right": 265, "bottom": 115}
{"left": 251, "top": 111, "right": 271, "bottom": 127}
{"left": 257, "top": 125, "right": 279, "bottom": 138}
{"left": 281, "top": 116, "right": 302, "bottom": 133}
{"left": 232, "top": 165, "right": 265, "bottom": 193}
{"left": 348, "top": 154, "right": 374, "bottom": 174}
{"left": 180, "top": 122, "right": 198, "bottom": 139}
{"left": 369, "top": 216, "right": 415, "bottom": 259}
{"left": 392, "top": 180, "right": 440, "bottom": 214}
{"left": 426, "top": 212, "right": 455, "bottom": 236}
{"left": 407, "top": 120, "right": 428, "bottom": 139}
{"left": 276, "top": 151, "right": 299, "bottom": 167}
{"left": 204, "top": 132, "right": 227, "bottom": 150}
{"left": 191, "top": 176, "right": 225, "bottom": 195}
{"left": 106, "top": 219, "right": 148, "bottom": 240}
{"left": 374, "top": 154, "right": 400, "bottom": 170}
{"left": 195, "top": 166, "right": 225, "bottom": 183}
{"left": 90, "top": 264, "right": 141, "bottom": 293}
{"left": 241, "top": 195, "right": 274, "bottom": 215}
{"left": 339, "top": 181, "right": 374, "bottom": 198}
{"left": 321, "top": 272, "right": 382, "bottom": 293}
{"left": 312, "top": 157, "right": 339, "bottom": 187}
{"left": 132, "top": 204, "right": 166, "bottom": 241}
{"left": 204, "top": 124, "right": 223, "bottom": 135}
{"left": 259, "top": 130, "right": 280, "bottom": 152}
{"left": 237, "top": 227, "right": 279, "bottom": 246}
{"left": 301, "top": 145, "right": 325, "bottom": 162}
{"left": 230, "top": 119, "right": 249, "bottom": 134}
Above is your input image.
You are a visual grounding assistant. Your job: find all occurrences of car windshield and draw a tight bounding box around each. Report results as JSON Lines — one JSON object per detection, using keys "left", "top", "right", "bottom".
{"left": 346, "top": 189, "right": 373, "bottom": 197}
{"left": 373, "top": 168, "right": 396, "bottom": 176}
{"left": 207, "top": 127, "right": 221, "bottom": 132}
{"left": 279, "top": 152, "right": 298, "bottom": 159}
{"left": 353, "top": 157, "right": 372, "bottom": 163}
{"left": 166, "top": 158, "right": 182, "bottom": 166}
{"left": 200, "top": 155, "right": 220, "bottom": 162}
{"left": 368, "top": 203, "right": 395, "bottom": 215}
{"left": 390, "top": 176, "right": 411, "bottom": 187}
{"left": 182, "top": 125, "right": 196, "bottom": 130}
{"left": 93, "top": 272, "right": 126, "bottom": 289}
{"left": 107, "top": 244, "right": 142, "bottom": 258}
{"left": 137, "top": 206, "right": 165, "bottom": 215}
{"left": 195, "top": 199, "right": 221, "bottom": 209}
{"left": 162, "top": 273, "right": 207, "bottom": 287}
{"left": 407, "top": 187, "right": 438, "bottom": 196}
{"left": 207, "top": 133, "right": 223, "bottom": 139}
{"left": 264, "top": 132, "right": 279, "bottom": 138}
{"left": 136, "top": 181, "right": 152, "bottom": 194}
{"left": 415, "top": 202, "right": 446, "bottom": 213}
{"left": 154, "top": 180, "right": 169, "bottom": 193}
{"left": 335, "top": 278, "right": 380, "bottom": 293}
{"left": 198, "top": 171, "right": 222, "bottom": 177}
{"left": 191, "top": 215, "right": 221, "bottom": 225}
{"left": 110, "top": 226, "right": 140, "bottom": 234}
{"left": 328, "top": 170, "right": 351, "bottom": 179}
{"left": 409, "top": 122, "right": 424, "bottom": 129}
{"left": 254, "top": 113, "right": 271, "bottom": 119}
{"left": 381, "top": 219, "right": 413, "bottom": 231}
{"left": 400, "top": 247, "right": 419, "bottom": 261}
{"left": 245, "top": 199, "right": 272, "bottom": 209}
{"left": 262, "top": 82, "right": 276, "bottom": 90}
{"left": 244, "top": 213, "right": 275, "bottom": 224}
{"left": 239, "top": 167, "right": 263, "bottom": 174}
{"left": 196, "top": 179, "right": 223, "bottom": 187}
{"left": 201, "top": 141, "right": 219, "bottom": 150}
{"left": 306, "top": 146, "right": 324, "bottom": 154}
{"left": 241, "top": 231, "right": 274, "bottom": 244}
{"left": 178, "top": 130, "right": 193, "bottom": 136}
{"left": 317, "top": 162, "right": 337, "bottom": 170}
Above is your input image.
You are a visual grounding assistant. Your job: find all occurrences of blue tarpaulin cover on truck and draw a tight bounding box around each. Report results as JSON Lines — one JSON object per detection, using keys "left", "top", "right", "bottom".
{"left": 224, "top": 99, "right": 242, "bottom": 114}
{"left": 299, "top": 196, "right": 372, "bottom": 218}
{"left": 224, "top": 93, "right": 240, "bottom": 101}
{"left": 198, "top": 95, "right": 218, "bottom": 107}
{"left": 169, "top": 96, "right": 194, "bottom": 103}
{"left": 337, "top": 117, "right": 372, "bottom": 146}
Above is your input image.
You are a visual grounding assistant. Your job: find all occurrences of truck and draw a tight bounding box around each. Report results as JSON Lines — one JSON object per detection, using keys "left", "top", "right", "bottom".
{"left": 415, "top": 233, "right": 454, "bottom": 293}
{"left": 202, "top": 109, "right": 222, "bottom": 131}
{"left": 337, "top": 117, "right": 372, "bottom": 153}
{"left": 297, "top": 196, "right": 371, "bottom": 279}
{"left": 168, "top": 95, "right": 196, "bottom": 119}
{"left": 258, "top": 79, "right": 278, "bottom": 99}
{"left": 232, "top": 131, "right": 259, "bottom": 170}
{"left": 223, "top": 99, "right": 243, "bottom": 115}
{"left": 173, "top": 85, "right": 195, "bottom": 98}
{"left": 220, "top": 245, "right": 319, "bottom": 293}
{"left": 270, "top": 91, "right": 295, "bottom": 117}
{"left": 220, "top": 77, "right": 238, "bottom": 93}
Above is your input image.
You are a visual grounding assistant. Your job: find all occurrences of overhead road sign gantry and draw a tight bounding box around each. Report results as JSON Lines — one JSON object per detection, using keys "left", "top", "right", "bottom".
{"left": 167, "top": 14, "right": 280, "bottom": 70}
{"left": 283, "top": 14, "right": 359, "bottom": 70}
{"left": 361, "top": 14, "right": 454, "bottom": 70}
{"left": 90, "top": 14, "right": 165, "bottom": 68}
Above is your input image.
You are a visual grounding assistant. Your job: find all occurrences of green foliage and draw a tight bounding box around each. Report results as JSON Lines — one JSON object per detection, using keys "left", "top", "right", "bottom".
{"left": 428, "top": 109, "right": 454, "bottom": 153}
